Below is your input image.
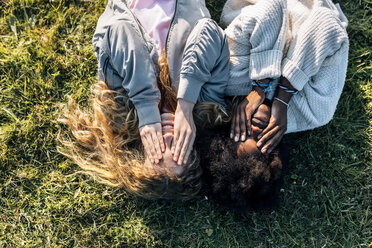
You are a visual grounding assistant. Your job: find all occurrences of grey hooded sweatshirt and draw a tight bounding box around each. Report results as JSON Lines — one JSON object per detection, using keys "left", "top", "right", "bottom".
{"left": 92, "top": 0, "right": 229, "bottom": 127}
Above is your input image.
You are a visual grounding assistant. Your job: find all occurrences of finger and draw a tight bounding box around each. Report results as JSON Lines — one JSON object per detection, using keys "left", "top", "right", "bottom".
{"left": 233, "top": 109, "right": 240, "bottom": 142}
{"left": 173, "top": 131, "right": 185, "bottom": 162}
{"left": 257, "top": 125, "right": 279, "bottom": 153}
{"left": 239, "top": 106, "right": 247, "bottom": 141}
{"left": 151, "top": 132, "right": 162, "bottom": 161}
{"left": 245, "top": 108, "right": 253, "bottom": 137}
{"left": 262, "top": 130, "right": 285, "bottom": 154}
{"left": 183, "top": 136, "right": 195, "bottom": 165}
{"left": 178, "top": 133, "right": 191, "bottom": 165}
{"left": 266, "top": 131, "right": 285, "bottom": 154}
{"left": 141, "top": 136, "right": 154, "bottom": 163}
{"left": 172, "top": 128, "right": 179, "bottom": 155}
{"left": 257, "top": 121, "right": 276, "bottom": 141}
{"left": 246, "top": 101, "right": 262, "bottom": 137}
{"left": 157, "top": 131, "right": 165, "bottom": 153}
{"left": 257, "top": 123, "right": 277, "bottom": 150}
{"left": 256, "top": 128, "right": 264, "bottom": 138}
{"left": 230, "top": 108, "right": 237, "bottom": 139}
{"left": 146, "top": 134, "right": 159, "bottom": 164}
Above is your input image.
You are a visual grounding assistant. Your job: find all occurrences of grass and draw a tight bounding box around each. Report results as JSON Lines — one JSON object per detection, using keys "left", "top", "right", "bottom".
{"left": 0, "top": 0, "right": 371, "bottom": 247}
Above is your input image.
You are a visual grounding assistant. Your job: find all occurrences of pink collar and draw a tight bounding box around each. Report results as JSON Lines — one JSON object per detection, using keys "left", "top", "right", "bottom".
{"left": 130, "top": 0, "right": 176, "bottom": 55}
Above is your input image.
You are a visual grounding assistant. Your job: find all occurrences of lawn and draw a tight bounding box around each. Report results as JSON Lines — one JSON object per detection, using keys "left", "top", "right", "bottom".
{"left": 0, "top": 0, "right": 371, "bottom": 247}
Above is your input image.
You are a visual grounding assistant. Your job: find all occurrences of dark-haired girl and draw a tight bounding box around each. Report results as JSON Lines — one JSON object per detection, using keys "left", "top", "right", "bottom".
{"left": 221, "top": 0, "right": 349, "bottom": 153}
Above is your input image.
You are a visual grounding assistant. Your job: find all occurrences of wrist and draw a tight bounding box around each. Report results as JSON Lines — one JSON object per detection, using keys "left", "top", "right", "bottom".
{"left": 177, "top": 98, "right": 195, "bottom": 114}
{"left": 276, "top": 88, "right": 292, "bottom": 103}
{"left": 252, "top": 78, "right": 273, "bottom": 96}
{"left": 280, "top": 77, "right": 296, "bottom": 91}
{"left": 273, "top": 97, "right": 289, "bottom": 108}
{"left": 252, "top": 86, "right": 265, "bottom": 98}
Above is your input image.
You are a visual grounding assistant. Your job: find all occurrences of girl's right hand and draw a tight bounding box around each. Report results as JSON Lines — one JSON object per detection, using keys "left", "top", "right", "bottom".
{"left": 231, "top": 86, "right": 265, "bottom": 142}
{"left": 172, "top": 99, "right": 196, "bottom": 166}
{"left": 139, "top": 123, "right": 165, "bottom": 164}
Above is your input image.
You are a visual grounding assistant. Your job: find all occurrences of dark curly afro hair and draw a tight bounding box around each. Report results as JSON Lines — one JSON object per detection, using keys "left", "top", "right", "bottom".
{"left": 196, "top": 125, "right": 286, "bottom": 211}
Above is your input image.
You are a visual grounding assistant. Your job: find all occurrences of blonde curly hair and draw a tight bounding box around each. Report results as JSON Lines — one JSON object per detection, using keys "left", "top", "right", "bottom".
{"left": 57, "top": 53, "right": 229, "bottom": 199}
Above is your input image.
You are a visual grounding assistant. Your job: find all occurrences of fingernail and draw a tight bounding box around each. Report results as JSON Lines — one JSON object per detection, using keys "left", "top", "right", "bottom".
{"left": 183, "top": 159, "right": 188, "bottom": 165}
{"left": 234, "top": 135, "right": 239, "bottom": 142}
{"left": 258, "top": 135, "right": 261, "bottom": 139}
{"left": 262, "top": 148, "right": 267, "bottom": 154}
{"left": 241, "top": 135, "right": 245, "bottom": 141}
{"left": 268, "top": 149, "right": 272, "bottom": 153}
{"left": 230, "top": 133, "right": 233, "bottom": 139}
{"left": 155, "top": 159, "right": 159, "bottom": 164}
{"left": 257, "top": 142, "right": 262, "bottom": 147}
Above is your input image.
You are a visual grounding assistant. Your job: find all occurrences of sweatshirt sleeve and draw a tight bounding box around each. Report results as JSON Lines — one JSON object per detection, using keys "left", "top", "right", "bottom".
{"left": 224, "top": 0, "right": 288, "bottom": 97}
{"left": 96, "top": 2, "right": 161, "bottom": 128}
{"left": 177, "top": 19, "right": 229, "bottom": 104}
{"left": 282, "top": 7, "right": 349, "bottom": 91}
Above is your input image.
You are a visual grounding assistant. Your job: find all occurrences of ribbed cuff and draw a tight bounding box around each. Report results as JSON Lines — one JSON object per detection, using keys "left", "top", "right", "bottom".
{"left": 135, "top": 102, "right": 161, "bottom": 128}
{"left": 282, "top": 58, "right": 310, "bottom": 91}
{"left": 285, "top": 105, "right": 296, "bottom": 134}
{"left": 249, "top": 50, "right": 283, "bottom": 80}
{"left": 177, "top": 74, "right": 203, "bottom": 103}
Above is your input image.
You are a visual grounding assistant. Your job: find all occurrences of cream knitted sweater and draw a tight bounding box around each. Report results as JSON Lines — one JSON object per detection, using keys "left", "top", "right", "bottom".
{"left": 221, "top": 0, "right": 349, "bottom": 133}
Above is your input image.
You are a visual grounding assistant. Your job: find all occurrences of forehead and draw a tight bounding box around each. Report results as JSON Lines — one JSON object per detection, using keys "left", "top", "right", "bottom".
{"left": 143, "top": 147, "right": 191, "bottom": 178}
{"left": 237, "top": 138, "right": 260, "bottom": 157}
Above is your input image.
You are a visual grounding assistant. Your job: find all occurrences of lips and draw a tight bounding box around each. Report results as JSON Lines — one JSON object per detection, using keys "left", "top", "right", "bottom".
{"left": 161, "top": 122, "right": 174, "bottom": 128}
{"left": 161, "top": 118, "right": 174, "bottom": 132}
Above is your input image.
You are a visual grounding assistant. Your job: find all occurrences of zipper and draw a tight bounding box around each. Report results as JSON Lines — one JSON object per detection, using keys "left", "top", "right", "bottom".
{"left": 124, "top": 4, "right": 148, "bottom": 45}
{"left": 165, "top": 0, "right": 179, "bottom": 55}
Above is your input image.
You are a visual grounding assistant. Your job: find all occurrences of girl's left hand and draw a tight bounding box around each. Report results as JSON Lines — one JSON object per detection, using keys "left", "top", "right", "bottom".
{"left": 172, "top": 99, "right": 196, "bottom": 165}
{"left": 257, "top": 99, "right": 287, "bottom": 154}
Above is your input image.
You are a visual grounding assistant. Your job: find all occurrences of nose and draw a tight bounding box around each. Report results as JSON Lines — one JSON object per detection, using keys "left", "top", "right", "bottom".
{"left": 161, "top": 113, "right": 175, "bottom": 150}
{"left": 163, "top": 133, "right": 173, "bottom": 150}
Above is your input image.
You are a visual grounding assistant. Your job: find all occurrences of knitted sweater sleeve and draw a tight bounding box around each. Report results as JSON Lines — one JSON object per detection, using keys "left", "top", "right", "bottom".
{"left": 286, "top": 42, "right": 349, "bottom": 133}
{"left": 282, "top": 7, "right": 349, "bottom": 91}
{"left": 224, "top": 0, "right": 288, "bottom": 97}
{"left": 284, "top": 7, "right": 349, "bottom": 133}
